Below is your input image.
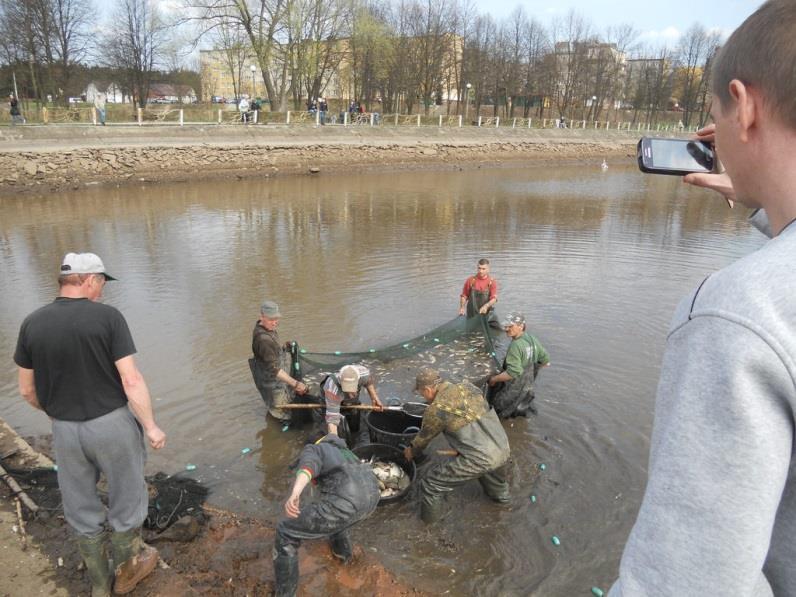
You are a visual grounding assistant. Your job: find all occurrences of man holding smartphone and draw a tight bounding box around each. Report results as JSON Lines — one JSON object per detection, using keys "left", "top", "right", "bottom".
{"left": 610, "top": 2, "right": 796, "bottom": 595}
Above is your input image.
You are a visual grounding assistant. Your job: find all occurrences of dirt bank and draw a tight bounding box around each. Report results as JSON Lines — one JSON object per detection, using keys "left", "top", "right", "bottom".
{"left": 0, "top": 125, "right": 640, "bottom": 198}
{"left": 0, "top": 420, "right": 423, "bottom": 596}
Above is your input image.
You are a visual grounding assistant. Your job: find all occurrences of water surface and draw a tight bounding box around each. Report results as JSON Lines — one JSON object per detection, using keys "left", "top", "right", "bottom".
{"left": 0, "top": 163, "right": 763, "bottom": 595}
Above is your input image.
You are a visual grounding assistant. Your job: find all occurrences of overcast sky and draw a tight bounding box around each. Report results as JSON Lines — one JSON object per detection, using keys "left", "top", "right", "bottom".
{"left": 472, "top": 0, "right": 759, "bottom": 47}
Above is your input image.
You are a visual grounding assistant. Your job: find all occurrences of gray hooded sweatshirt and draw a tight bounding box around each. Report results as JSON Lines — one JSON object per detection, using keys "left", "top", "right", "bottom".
{"left": 610, "top": 210, "right": 796, "bottom": 596}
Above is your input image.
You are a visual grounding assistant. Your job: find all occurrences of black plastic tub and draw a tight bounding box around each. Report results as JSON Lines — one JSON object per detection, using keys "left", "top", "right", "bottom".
{"left": 365, "top": 411, "right": 421, "bottom": 449}
{"left": 352, "top": 443, "right": 416, "bottom": 504}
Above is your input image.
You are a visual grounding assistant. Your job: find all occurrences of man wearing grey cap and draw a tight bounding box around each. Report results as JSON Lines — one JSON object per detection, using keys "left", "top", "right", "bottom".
{"left": 487, "top": 312, "right": 550, "bottom": 418}
{"left": 14, "top": 252, "right": 166, "bottom": 596}
{"left": 404, "top": 368, "right": 510, "bottom": 523}
{"left": 250, "top": 300, "right": 308, "bottom": 424}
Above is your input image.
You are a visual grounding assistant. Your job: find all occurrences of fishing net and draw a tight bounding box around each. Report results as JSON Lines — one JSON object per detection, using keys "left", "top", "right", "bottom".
{"left": 292, "top": 314, "right": 506, "bottom": 382}
{"left": 1, "top": 466, "right": 208, "bottom": 532}
{"left": 144, "top": 472, "right": 209, "bottom": 532}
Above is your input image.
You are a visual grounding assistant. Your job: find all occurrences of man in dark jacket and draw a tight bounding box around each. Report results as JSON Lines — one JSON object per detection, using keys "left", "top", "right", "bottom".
{"left": 250, "top": 300, "right": 307, "bottom": 425}
{"left": 404, "top": 368, "right": 510, "bottom": 523}
{"left": 273, "top": 434, "right": 380, "bottom": 596}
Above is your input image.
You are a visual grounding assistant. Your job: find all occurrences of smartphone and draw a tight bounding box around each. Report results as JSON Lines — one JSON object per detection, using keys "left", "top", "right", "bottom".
{"left": 637, "top": 137, "right": 715, "bottom": 175}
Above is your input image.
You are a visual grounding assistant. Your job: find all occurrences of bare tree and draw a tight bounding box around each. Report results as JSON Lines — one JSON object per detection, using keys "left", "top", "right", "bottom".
{"left": 676, "top": 23, "right": 720, "bottom": 127}
{"left": 549, "top": 11, "right": 591, "bottom": 120}
{"left": 103, "top": 0, "right": 171, "bottom": 108}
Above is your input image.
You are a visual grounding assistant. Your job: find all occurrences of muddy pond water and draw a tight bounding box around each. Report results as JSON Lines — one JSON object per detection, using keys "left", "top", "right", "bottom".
{"left": 0, "top": 162, "right": 764, "bottom": 595}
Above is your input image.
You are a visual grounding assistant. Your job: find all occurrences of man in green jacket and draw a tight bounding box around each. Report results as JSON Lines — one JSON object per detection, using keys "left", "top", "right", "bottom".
{"left": 487, "top": 312, "right": 550, "bottom": 418}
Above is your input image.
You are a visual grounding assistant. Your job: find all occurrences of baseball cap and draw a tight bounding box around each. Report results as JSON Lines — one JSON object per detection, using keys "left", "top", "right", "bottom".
{"left": 60, "top": 252, "right": 117, "bottom": 281}
{"left": 339, "top": 365, "right": 359, "bottom": 393}
{"left": 260, "top": 300, "right": 281, "bottom": 318}
{"left": 501, "top": 312, "right": 525, "bottom": 327}
{"left": 415, "top": 368, "right": 442, "bottom": 391}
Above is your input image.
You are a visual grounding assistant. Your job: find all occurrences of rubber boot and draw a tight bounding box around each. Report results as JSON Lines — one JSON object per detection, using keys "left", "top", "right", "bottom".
{"left": 421, "top": 498, "right": 444, "bottom": 524}
{"left": 273, "top": 547, "right": 300, "bottom": 597}
{"left": 110, "top": 529, "right": 159, "bottom": 595}
{"left": 329, "top": 531, "right": 353, "bottom": 564}
{"left": 77, "top": 531, "right": 112, "bottom": 597}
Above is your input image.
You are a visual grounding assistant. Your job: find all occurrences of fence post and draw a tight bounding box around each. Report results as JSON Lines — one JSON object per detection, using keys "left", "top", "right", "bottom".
{"left": 137, "top": 108, "right": 143, "bottom": 126}
{"left": 394, "top": 113, "right": 399, "bottom": 126}
{"left": 478, "top": 116, "right": 482, "bottom": 127}
{"left": 439, "top": 115, "right": 443, "bottom": 127}
{"left": 254, "top": 110, "right": 258, "bottom": 124}
{"left": 42, "top": 107, "right": 48, "bottom": 124}
{"left": 495, "top": 117, "right": 500, "bottom": 128}
{"left": 528, "top": 118, "right": 532, "bottom": 128}
{"left": 458, "top": 115, "right": 462, "bottom": 127}
{"left": 606, "top": 121, "right": 610, "bottom": 130}
{"left": 543, "top": 118, "right": 547, "bottom": 127}
{"left": 179, "top": 109, "right": 184, "bottom": 126}
{"left": 344, "top": 112, "right": 349, "bottom": 126}
{"left": 92, "top": 107, "right": 97, "bottom": 126}
{"left": 417, "top": 114, "right": 421, "bottom": 127}
{"left": 287, "top": 111, "right": 291, "bottom": 124}
{"left": 217, "top": 109, "right": 222, "bottom": 124}
{"left": 512, "top": 118, "right": 516, "bottom": 128}
{"left": 370, "top": 113, "right": 375, "bottom": 126}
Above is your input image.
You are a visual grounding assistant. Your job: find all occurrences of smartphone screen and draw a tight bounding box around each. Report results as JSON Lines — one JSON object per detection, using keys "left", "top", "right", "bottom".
{"left": 645, "top": 138, "right": 714, "bottom": 172}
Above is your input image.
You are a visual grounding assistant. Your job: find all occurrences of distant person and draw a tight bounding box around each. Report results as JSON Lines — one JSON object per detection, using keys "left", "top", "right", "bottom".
{"left": 273, "top": 433, "right": 379, "bottom": 597}
{"left": 238, "top": 96, "right": 250, "bottom": 123}
{"left": 9, "top": 93, "right": 24, "bottom": 125}
{"left": 93, "top": 91, "right": 106, "bottom": 125}
{"left": 610, "top": 2, "right": 796, "bottom": 595}
{"left": 250, "top": 300, "right": 308, "bottom": 426}
{"left": 486, "top": 312, "right": 550, "bottom": 418}
{"left": 459, "top": 258, "right": 498, "bottom": 319}
{"left": 321, "top": 364, "right": 383, "bottom": 440}
{"left": 404, "top": 368, "right": 510, "bottom": 523}
{"left": 318, "top": 98, "right": 327, "bottom": 125}
{"left": 252, "top": 97, "right": 262, "bottom": 122}
{"left": 14, "top": 252, "right": 166, "bottom": 595}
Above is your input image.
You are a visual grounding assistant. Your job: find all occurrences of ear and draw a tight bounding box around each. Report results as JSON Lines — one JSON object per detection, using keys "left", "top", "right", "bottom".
{"left": 728, "top": 79, "right": 757, "bottom": 142}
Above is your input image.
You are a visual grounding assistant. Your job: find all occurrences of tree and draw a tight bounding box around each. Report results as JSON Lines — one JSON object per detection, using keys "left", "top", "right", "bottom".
{"left": 103, "top": 0, "right": 172, "bottom": 108}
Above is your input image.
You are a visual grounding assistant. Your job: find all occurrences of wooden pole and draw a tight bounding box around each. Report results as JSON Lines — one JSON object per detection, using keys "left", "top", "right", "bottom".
{"left": 0, "top": 463, "right": 39, "bottom": 513}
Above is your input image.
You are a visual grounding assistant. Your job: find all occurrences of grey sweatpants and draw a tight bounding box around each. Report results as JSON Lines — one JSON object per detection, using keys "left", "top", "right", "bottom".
{"left": 52, "top": 406, "right": 148, "bottom": 537}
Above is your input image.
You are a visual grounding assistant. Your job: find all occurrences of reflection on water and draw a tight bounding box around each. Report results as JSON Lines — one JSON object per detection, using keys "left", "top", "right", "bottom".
{"left": 0, "top": 164, "right": 763, "bottom": 594}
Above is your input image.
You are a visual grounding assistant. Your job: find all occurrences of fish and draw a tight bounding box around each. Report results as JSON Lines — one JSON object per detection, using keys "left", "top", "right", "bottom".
{"left": 370, "top": 459, "right": 408, "bottom": 497}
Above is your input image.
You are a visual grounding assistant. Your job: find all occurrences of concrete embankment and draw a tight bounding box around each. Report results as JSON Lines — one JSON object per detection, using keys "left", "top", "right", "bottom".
{"left": 0, "top": 124, "right": 640, "bottom": 197}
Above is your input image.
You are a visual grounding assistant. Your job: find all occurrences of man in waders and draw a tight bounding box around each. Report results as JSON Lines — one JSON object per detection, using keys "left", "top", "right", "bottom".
{"left": 404, "top": 368, "right": 510, "bottom": 523}
{"left": 14, "top": 253, "right": 166, "bottom": 596}
{"left": 458, "top": 258, "right": 498, "bottom": 319}
{"left": 273, "top": 433, "right": 380, "bottom": 597}
{"left": 321, "top": 364, "right": 383, "bottom": 440}
{"left": 250, "top": 300, "right": 308, "bottom": 426}
{"left": 487, "top": 312, "right": 550, "bottom": 418}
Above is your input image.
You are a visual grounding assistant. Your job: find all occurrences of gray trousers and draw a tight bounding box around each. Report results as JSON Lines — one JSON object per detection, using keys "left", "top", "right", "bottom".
{"left": 52, "top": 406, "right": 148, "bottom": 537}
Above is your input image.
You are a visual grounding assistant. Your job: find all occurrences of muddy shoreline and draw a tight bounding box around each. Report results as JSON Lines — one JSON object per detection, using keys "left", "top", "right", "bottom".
{"left": 0, "top": 420, "right": 424, "bottom": 596}
{"left": 0, "top": 125, "right": 640, "bottom": 197}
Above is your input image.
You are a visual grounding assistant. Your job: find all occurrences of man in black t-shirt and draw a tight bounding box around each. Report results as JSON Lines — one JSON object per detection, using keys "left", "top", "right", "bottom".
{"left": 14, "top": 252, "right": 166, "bottom": 596}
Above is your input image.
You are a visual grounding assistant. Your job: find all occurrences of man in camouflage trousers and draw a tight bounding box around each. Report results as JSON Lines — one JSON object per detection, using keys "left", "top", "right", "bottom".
{"left": 404, "top": 368, "right": 510, "bottom": 523}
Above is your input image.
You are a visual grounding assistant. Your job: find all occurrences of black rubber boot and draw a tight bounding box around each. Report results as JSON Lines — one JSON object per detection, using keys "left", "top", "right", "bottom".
{"left": 273, "top": 547, "right": 300, "bottom": 597}
{"left": 421, "top": 498, "right": 444, "bottom": 524}
{"left": 77, "top": 530, "right": 112, "bottom": 597}
{"left": 329, "top": 531, "right": 353, "bottom": 564}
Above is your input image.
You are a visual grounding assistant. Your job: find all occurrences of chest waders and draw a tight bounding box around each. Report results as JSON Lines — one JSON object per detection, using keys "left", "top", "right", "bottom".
{"left": 273, "top": 448, "right": 380, "bottom": 597}
{"left": 249, "top": 345, "right": 296, "bottom": 423}
{"left": 488, "top": 345, "right": 539, "bottom": 419}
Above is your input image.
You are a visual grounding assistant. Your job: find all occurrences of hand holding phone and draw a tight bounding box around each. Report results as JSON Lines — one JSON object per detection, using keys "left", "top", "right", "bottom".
{"left": 682, "top": 124, "right": 735, "bottom": 207}
{"left": 637, "top": 137, "right": 716, "bottom": 175}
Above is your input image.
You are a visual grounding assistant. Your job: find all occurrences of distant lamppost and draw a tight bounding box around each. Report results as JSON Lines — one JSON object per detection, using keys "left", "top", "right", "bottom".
{"left": 250, "top": 64, "right": 257, "bottom": 98}
{"left": 465, "top": 82, "right": 472, "bottom": 123}
{"left": 591, "top": 95, "right": 597, "bottom": 121}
